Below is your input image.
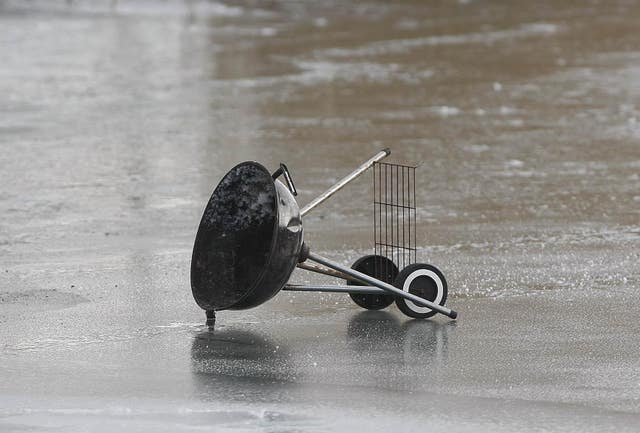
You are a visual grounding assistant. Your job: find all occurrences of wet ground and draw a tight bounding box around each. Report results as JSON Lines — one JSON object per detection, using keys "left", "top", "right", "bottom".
{"left": 1, "top": 0, "right": 639, "bottom": 431}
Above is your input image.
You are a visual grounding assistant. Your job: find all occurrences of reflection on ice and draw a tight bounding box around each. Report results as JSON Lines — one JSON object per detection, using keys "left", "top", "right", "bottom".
{"left": 190, "top": 312, "right": 454, "bottom": 402}
{"left": 190, "top": 328, "right": 298, "bottom": 403}
{"left": 346, "top": 311, "right": 451, "bottom": 366}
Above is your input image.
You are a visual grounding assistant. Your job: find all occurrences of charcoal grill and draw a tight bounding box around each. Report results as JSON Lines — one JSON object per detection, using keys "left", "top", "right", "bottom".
{"left": 191, "top": 149, "right": 457, "bottom": 323}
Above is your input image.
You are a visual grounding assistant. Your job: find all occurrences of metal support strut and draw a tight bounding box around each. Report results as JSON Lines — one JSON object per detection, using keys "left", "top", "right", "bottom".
{"left": 300, "top": 148, "right": 390, "bottom": 217}
{"left": 283, "top": 284, "right": 387, "bottom": 294}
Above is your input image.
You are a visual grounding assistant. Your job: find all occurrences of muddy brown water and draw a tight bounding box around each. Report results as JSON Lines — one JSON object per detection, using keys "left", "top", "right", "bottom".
{"left": 1, "top": 1, "right": 639, "bottom": 432}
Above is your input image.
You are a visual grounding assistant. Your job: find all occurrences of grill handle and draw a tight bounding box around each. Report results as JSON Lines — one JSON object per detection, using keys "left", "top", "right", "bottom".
{"left": 272, "top": 163, "right": 297, "bottom": 196}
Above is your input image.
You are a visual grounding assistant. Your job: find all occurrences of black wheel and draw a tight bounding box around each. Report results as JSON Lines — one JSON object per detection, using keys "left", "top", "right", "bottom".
{"left": 347, "top": 255, "right": 397, "bottom": 310}
{"left": 394, "top": 263, "right": 448, "bottom": 319}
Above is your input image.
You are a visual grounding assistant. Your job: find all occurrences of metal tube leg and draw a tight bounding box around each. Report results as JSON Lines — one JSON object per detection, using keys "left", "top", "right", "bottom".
{"left": 296, "top": 262, "right": 365, "bottom": 283}
{"left": 300, "top": 149, "right": 390, "bottom": 217}
{"left": 283, "top": 284, "right": 387, "bottom": 294}
{"left": 306, "top": 251, "right": 457, "bottom": 319}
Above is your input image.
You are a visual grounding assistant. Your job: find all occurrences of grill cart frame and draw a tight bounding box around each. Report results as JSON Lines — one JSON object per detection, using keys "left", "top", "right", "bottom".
{"left": 191, "top": 149, "right": 456, "bottom": 325}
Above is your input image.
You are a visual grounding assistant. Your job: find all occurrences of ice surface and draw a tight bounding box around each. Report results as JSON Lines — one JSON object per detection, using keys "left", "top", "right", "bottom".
{"left": 1, "top": 0, "right": 639, "bottom": 432}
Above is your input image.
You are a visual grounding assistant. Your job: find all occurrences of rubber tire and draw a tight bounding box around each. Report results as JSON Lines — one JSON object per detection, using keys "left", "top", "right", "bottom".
{"left": 394, "top": 263, "right": 448, "bottom": 319}
{"left": 347, "top": 255, "right": 397, "bottom": 310}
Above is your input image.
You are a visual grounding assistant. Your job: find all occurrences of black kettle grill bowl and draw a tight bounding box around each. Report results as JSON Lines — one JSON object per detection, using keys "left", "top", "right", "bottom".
{"left": 190, "top": 162, "right": 303, "bottom": 311}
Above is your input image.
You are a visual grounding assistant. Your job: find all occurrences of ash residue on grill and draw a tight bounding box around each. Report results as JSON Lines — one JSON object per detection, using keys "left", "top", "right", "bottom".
{"left": 191, "top": 163, "right": 277, "bottom": 311}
